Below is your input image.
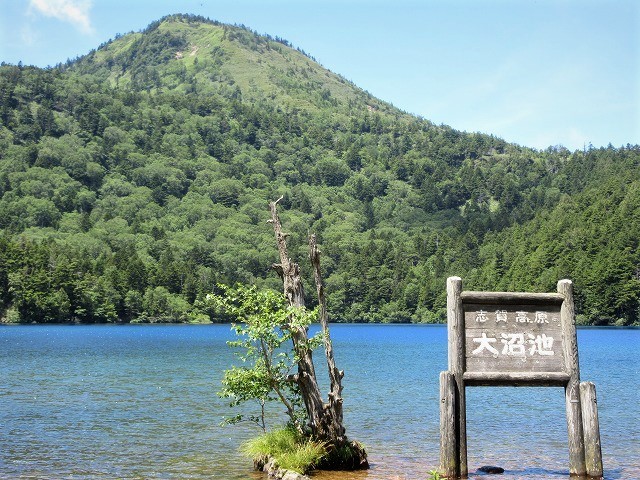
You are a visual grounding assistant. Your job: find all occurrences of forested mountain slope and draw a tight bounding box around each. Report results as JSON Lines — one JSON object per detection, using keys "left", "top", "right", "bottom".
{"left": 0, "top": 14, "right": 638, "bottom": 325}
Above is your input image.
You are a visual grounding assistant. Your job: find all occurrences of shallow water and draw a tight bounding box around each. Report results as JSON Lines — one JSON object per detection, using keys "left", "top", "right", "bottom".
{"left": 1, "top": 324, "right": 638, "bottom": 479}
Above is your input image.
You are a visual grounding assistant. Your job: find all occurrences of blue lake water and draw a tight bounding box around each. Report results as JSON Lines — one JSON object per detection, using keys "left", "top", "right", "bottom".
{"left": 1, "top": 324, "right": 638, "bottom": 479}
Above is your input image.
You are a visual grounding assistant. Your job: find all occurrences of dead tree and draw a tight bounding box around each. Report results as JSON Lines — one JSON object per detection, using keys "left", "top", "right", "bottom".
{"left": 309, "top": 233, "right": 346, "bottom": 444}
{"left": 269, "top": 197, "right": 368, "bottom": 469}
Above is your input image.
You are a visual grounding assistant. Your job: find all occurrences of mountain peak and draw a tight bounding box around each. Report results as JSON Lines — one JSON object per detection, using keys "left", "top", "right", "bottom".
{"left": 69, "top": 14, "right": 390, "bottom": 117}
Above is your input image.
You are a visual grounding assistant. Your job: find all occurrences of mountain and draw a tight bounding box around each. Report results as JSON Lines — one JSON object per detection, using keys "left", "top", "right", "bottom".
{"left": 0, "top": 14, "right": 638, "bottom": 325}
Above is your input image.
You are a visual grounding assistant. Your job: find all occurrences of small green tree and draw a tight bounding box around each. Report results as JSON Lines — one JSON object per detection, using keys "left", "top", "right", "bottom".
{"left": 215, "top": 199, "right": 369, "bottom": 472}
{"left": 212, "top": 284, "right": 321, "bottom": 433}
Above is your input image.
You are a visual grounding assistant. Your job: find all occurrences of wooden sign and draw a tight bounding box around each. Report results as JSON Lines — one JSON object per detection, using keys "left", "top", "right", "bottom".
{"left": 465, "top": 304, "right": 563, "bottom": 374}
{"left": 439, "top": 278, "right": 603, "bottom": 479}
{"left": 462, "top": 293, "right": 566, "bottom": 385}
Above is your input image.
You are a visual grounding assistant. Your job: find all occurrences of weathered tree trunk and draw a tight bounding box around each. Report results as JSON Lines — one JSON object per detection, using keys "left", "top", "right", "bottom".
{"left": 269, "top": 198, "right": 326, "bottom": 437}
{"left": 269, "top": 198, "right": 368, "bottom": 470}
{"left": 309, "top": 233, "right": 346, "bottom": 444}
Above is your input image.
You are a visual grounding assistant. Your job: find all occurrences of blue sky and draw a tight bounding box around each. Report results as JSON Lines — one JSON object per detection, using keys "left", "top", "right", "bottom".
{"left": 1, "top": 0, "right": 638, "bottom": 150}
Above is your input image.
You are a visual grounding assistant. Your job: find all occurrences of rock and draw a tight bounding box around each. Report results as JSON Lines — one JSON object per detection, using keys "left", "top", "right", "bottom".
{"left": 477, "top": 465, "right": 505, "bottom": 474}
{"left": 262, "top": 458, "right": 277, "bottom": 473}
{"left": 259, "top": 456, "right": 310, "bottom": 480}
{"left": 280, "top": 471, "right": 309, "bottom": 480}
{"left": 316, "top": 440, "right": 369, "bottom": 471}
{"left": 253, "top": 454, "right": 269, "bottom": 471}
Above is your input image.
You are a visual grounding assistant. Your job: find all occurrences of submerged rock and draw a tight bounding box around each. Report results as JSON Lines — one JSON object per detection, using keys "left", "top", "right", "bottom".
{"left": 316, "top": 440, "right": 369, "bottom": 470}
{"left": 280, "top": 471, "right": 308, "bottom": 480}
{"left": 260, "top": 456, "right": 310, "bottom": 480}
{"left": 477, "top": 465, "right": 505, "bottom": 474}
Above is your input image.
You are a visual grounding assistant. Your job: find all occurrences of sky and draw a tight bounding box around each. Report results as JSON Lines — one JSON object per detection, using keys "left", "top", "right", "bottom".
{"left": 1, "top": 0, "right": 638, "bottom": 151}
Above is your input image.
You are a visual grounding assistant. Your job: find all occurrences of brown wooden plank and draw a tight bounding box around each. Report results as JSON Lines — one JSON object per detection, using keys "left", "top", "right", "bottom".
{"left": 463, "top": 302, "right": 565, "bottom": 374}
{"left": 461, "top": 291, "right": 564, "bottom": 305}
{"left": 463, "top": 371, "right": 570, "bottom": 386}
{"left": 463, "top": 303, "right": 562, "bottom": 329}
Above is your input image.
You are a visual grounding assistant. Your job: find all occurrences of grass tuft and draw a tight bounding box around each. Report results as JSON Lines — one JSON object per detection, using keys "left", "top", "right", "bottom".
{"left": 241, "top": 427, "right": 326, "bottom": 474}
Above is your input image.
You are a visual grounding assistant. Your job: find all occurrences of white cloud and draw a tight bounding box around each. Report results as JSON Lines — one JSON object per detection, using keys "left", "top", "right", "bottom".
{"left": 566, "top": 128, "right": 590, "bottom": 150}
{"left": 21, "top": 25, "right": 39, "bottom": 46}
{"left": 28, "top": 0, "right": 94, "bottom": 34}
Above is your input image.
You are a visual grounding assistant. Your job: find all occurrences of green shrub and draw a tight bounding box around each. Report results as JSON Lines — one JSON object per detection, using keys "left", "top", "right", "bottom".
{"left": 428, "top": 469, "right": 443, "bottom": 480}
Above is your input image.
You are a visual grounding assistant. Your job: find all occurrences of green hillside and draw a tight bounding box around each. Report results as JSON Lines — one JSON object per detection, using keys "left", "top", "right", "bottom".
{"left": 0, "top": 14, "right": 638, "bottom": 325}
{"left": 74, "top": 15, "right": 395, "bottom": 117}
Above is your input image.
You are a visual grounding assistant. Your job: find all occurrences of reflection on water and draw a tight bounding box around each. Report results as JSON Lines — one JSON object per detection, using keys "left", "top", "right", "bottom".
{"left": 0, "top": 324, "right": 638, "bottom": 479}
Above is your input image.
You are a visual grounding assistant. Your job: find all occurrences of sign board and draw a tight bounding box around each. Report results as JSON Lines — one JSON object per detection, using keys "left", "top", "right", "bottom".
{"left": 465, "top": 303, "right": 563, "bottom": 373}
{"left": 461, "top": 293, "right": 567, "bottom": 385}
{"left": 439, "top": 278, "right": 603, "bottom": 479}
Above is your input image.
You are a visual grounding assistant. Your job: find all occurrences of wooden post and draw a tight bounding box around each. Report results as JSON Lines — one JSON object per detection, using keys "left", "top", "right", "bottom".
{"left": 580, "top": 382, "right": 603, "bottom": 478}
{"left": 558, "top": 279, "right": 587, "bottom": 476}
{"left": 440, "top": 371, "right": 457, "bottom": 478}
{"left": 447, "top": 276, "right": 467, "bottom": 477}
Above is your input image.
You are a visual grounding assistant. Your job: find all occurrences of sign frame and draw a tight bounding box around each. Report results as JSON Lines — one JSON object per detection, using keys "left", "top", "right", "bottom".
{"left": 439, "top": 277, "right": 603, "bottom": 478}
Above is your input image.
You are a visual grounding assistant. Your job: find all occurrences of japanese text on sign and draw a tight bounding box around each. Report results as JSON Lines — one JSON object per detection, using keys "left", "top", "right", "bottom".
{"left": 471, "top": 332, "right": 554, "bottom": 357}
{"left": 469, "top": 308, "right": 559, "bottom": 358}
{"left": 474, "top": 309, "right": 556, "bottom": 324}
{"left": 464, "top": 303, "right": 564, "bottom": 373}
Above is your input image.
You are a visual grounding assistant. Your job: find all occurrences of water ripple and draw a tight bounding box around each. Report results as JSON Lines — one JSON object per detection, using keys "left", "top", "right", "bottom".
{"left": 1, "top": 324, "right": 638, "bottom": 479}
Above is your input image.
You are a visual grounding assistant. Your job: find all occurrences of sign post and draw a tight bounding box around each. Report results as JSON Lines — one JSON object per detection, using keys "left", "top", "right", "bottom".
{"left": 439, "top": 277, "right": 603, "bottom": 478}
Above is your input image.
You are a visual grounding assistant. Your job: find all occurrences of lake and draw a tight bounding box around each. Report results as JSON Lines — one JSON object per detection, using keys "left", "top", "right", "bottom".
{"left": 1, "top": 324, "right": 638, "bottom": 479}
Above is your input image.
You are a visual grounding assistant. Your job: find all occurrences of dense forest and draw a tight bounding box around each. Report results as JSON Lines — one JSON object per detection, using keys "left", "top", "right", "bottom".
{"left": 0, "top": 14, "right": 638, "bottom": 325}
